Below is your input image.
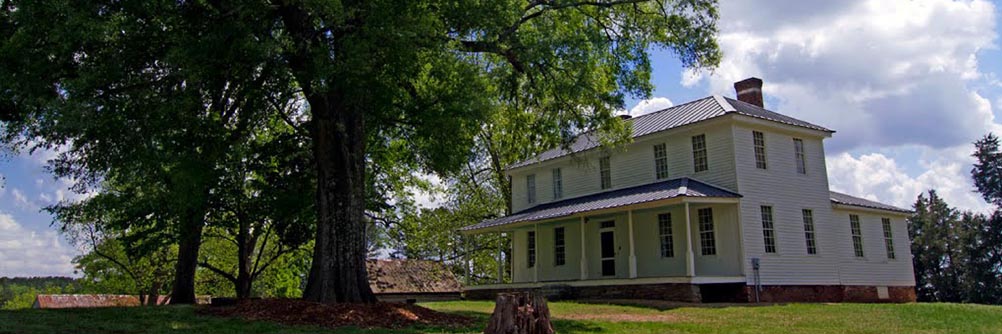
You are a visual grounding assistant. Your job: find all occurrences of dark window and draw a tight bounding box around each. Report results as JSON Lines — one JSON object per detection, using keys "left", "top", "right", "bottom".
{"left": 692, "top": 134, "right": 708, "bottom": 172}
{"left": 554, "top": 227, "right": 566, "bottom": 266}
{"left": 698, "top": 208, "right": 716, "bottom": 255}
{"left": 600, "top": 220, "right": 615, "bottom": 229}
{"left": 552, "top": 168, "right": 562, "bottom": 199}
{"left": 803, "top": 209, "right": 817, "bottom": 255}
{"left": 658, "top": 213, "right": 674, "bottom": 258}
{"left": 850, "top": 215, "right": 864, "bottom": 257}
{"left": 753, "top": 131, "right": 767, "bottom": 169}
{"left": 654, "top": 143, "right": 669, "bottom": 179}
{"left": 882, "top": 218, "right": 895, "bottom": 259}
{"left": 527, "top": 231, "right": 536, "bottom": 267}
{"left": 761, "top": 206, "right": 776, "bottom": 253}
{"left": 794, "top": 138, "right": 807, "bottom": 174}
{"left": 599, "top": 156, "right": 611, "bottom": 189}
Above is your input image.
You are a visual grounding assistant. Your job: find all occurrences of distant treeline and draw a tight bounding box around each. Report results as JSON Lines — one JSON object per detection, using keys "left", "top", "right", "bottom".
{"left": 0, "top": 277, "right": 82, "bottom": 309}
{"left": 909, "top": 134, "right": 1002, "bottom": 305}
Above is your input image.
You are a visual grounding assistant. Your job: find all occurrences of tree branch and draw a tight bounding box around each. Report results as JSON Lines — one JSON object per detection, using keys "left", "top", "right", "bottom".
{"left": 198, "top": 261, "right": 237, "bottom": 283}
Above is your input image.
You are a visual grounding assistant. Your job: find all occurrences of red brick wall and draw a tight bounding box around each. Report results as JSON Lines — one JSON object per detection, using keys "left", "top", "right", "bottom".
{"left": 464, "top": 283, "right": 700, "bottom": 302}
{"left": 745, "top": 285, "right": 916, "bottom": 303}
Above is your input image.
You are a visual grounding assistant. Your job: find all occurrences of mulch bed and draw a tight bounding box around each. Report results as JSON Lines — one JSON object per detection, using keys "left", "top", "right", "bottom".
{"left": 198, "top": 298, "right": 475, "bottom": 329}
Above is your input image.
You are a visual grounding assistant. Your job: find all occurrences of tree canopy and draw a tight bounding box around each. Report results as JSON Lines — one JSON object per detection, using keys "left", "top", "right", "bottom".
{"left": 1, "top": 0, "right": 722, "bottom": 303}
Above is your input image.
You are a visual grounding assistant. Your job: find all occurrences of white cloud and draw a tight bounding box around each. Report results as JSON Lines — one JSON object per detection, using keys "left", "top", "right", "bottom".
{"left": 687, "top": 0, "right": 999, "bottom": 152}
{"left": 413, "top": 174, "right": 444, "bottom": 209}
{"left": 627, "top": 97, "right": 674, "bottom": 117}
{"left": 0, "top": 212, "right": 77, "bottom": 277}
{"left": 827, "top": 150, "right": 990, "bottom": 213}
{"left": 679, "top": 0, "right": 1000, "bottom": 214}
{"left": 11, "top": 188, "right": 38, "bottom": 211}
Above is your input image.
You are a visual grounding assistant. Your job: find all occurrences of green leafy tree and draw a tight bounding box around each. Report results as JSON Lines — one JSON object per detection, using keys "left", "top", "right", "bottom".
{"left": 1, "top": 1, "right": 298, "bottom": 303}
{"left": 2, "top": 0, "right": 721, "bottom": 303}
{"left": 967, "top": 134, "right": 1002, "bottom": 303}
{"left": 909, "top": 190, "right": 965, "bottom": 302}
{"left": 196, "top": 115, "right": 315, "bottom": 299}
{"left": 973, "top": 134, "right": 1002, "bottom": 206}
{"left": 70, "top": 230, "right": 176, "bottom": 304}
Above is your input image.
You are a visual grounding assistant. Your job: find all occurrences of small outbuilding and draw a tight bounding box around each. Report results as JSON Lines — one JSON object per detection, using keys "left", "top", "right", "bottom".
{"left": 367, "top": 259, "right": 463, "bottom": 303}
{"left": 32, "top": 294, "right": 169, "bottom": 309}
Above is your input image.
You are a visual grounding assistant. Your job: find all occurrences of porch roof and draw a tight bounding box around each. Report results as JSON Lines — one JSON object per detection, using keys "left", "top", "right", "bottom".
{"left": 461, "top": 177, "right": 740, "bottom": 233}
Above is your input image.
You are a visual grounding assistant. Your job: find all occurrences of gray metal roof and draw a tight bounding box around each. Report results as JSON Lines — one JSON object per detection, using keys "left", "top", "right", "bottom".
{"left": 830, "top": 191, "right": 912, "bottom": 214}
{"left": 508, "top": 95, "right": 832, "bottom": 169}
{"left": 461, "top": 177, "right": 741, "bottom": 232}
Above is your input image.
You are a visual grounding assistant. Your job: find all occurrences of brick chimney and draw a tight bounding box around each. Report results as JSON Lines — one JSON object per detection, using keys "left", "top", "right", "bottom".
{"left": 734, "top": 77, "right": 764, "bottom": 108}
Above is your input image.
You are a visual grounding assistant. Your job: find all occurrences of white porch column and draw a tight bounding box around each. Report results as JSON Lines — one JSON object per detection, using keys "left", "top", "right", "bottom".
{"left": 533, "top": 223, "right": 539, "bottom": 283}
{"left": 628, "top": 210, "right": 637, "bottom": 278}
{"left": 684, "top": 202, "right": 695, "bottom": 277}
{"left": 579, "top": 216, "right": 588, "bottom": 280}
{"left": 497, "top": 231, "right": 503, "bottom": 283}
{"left": 463, "top": 235, "right": 470, "bottom": 285}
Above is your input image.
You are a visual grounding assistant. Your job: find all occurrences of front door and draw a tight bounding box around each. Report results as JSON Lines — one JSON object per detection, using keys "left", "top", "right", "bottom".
{"left": 600, "top": 229, "right": 615, "bottom": 277}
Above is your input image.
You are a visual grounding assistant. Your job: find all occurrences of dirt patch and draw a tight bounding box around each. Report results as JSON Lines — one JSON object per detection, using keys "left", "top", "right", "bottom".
{"left": 199, "top": 298, "right": 474, "bottom": 329}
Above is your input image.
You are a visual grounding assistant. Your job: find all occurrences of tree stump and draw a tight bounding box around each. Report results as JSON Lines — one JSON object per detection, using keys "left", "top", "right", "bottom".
{"left": 484, "top": 292, "right": 555, "bottom": 334}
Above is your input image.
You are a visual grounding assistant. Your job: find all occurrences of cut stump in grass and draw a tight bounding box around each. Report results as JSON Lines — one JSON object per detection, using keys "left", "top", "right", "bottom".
{"left": 484, "top": 292, "right": 555, "bottom": 334}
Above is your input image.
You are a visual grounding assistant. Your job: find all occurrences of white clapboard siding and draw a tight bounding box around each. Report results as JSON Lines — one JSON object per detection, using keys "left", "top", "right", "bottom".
{"left": 509, "top": 120, "right": 738, "bottom": 213}
{"left": 832, "top": 211, "right": 916, "bottom": 286}
{"left": 731, "top": 124, "right": 843, "bottom": 285}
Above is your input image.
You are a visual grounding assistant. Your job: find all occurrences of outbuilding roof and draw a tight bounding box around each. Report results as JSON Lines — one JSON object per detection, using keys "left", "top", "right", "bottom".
{"left": 461, "top": 177, "right": 740, "bottom": 233}
{"left": 830, "top": 191, "right": 913, "bottom": 214}
{"left": 366, "top": 259, "right": 462, "bottom": 294}
{"left": 508, "top": 95, "right": 832, "bottom": 169}
{"left": 32, "top": 294, "right": 169, "bottom": 308}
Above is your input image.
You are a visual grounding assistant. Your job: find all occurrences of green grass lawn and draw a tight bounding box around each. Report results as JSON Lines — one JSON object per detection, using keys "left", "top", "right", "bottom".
{"left": 2, "top": 301, "right": 1002, "bottom": 334}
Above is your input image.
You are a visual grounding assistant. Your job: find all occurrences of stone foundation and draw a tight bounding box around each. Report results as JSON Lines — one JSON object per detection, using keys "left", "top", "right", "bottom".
{"left": 466, "top": 283, "right": 916, "bottom": 303}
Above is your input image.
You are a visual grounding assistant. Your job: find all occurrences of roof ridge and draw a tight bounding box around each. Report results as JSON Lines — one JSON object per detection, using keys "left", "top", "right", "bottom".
{"left": 624, "top": 95, "right": 718, "bottom": 121}
{"left": 712, "top": 94, "right": 737, "bottom": 112}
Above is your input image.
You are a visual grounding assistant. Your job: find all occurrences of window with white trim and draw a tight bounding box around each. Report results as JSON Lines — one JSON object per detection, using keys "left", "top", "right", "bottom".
{"left": 527, "top": 231, "right": 536, "bottom": 268}
{"left": 698, "top": 208, "right": 716, "bottom": 255}
{"left": 654, "top": 143, "right": 669, "bottom": 179}
{"left": 793, "top": 138, "right": 807, "bottom": 174}
{"left": 599, "top": 156, "right": 611, "bottom": 189}
{"left": 554, "top": 227, "right": 566, "bottom": 266}
{"left": 552, "top": 168, "right": 562, "bottom": 200}
{"left": 882, "top": 218, "right": 895, "bottom": 259}
{"left": 526, "top": 174, "right": 536, "bottom": 204}
{"left": 692, "top": 134, "right": 708, "bottom": 172}
{"left": 850, "top": 214, "right": 864, "bottom": 257}
{"left": 761, "top": 206, "right": 776, "bottom": 253}
{"left": 753, "top": 131, "right": 767, "bottom": 169}
{"left": 803, "top": 209, "right": 817, "bottom": 255}
{"left": 658, "top": 213, "right": 674, "bottom": 258}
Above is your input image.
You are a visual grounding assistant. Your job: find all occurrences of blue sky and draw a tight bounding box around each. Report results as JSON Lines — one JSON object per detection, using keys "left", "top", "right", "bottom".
{"left": 2, "top": 0, "right": 1002, "bottom": 277}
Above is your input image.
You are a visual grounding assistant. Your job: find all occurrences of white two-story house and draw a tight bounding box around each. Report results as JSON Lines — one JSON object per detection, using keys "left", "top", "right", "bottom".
{"left": 461, "top": 78, "right": 916, "bottom": 303}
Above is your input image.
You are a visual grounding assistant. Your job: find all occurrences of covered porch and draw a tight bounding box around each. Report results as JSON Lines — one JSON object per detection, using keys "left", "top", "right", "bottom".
{"left": 460, "top": 178, "right": 748, "bottom": 300}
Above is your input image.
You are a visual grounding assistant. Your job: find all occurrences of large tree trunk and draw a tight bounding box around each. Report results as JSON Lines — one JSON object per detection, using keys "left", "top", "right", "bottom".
{"left": 235, "top": 218, "right": 253, "bottom": 299}
{"left": 302, "top": 95, "right": 376, "bottom": 303}
{"left": 171, "top": 207, "right": 206, "bottom": 304}
{"left": 275, "top": 2, "right": 376, "bottom": 303}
